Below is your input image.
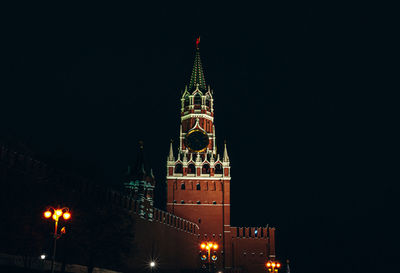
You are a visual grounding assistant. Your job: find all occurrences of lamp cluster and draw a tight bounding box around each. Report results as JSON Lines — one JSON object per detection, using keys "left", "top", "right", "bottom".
{"left": 200, "top": 242, "right": 219, "bottom": 251}
{"left": 200, "top": 241, "right": 219, "bottom": 262}
{"left": 266, "top": 260, "right": 281, "bottom": 272}
{"left": 44, "top": 207, "right": 71, "bottom": 221}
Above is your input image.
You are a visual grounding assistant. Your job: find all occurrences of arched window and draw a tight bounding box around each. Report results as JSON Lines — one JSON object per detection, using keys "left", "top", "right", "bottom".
{"left": 206, "top": 96, "right": 211, "bottom": 107}
{"left": 202, "top": 164, "right": 210, "bottom": 174}
{"left": 194, "top": 93, "right": 202, "bottom": 105}
{"left": 188, "top": 164, "right": 195, "bottom": 174}
{"left": 215, "top": 163, "right": 223, "bottom": 174}
{"left": 181, "top": 183, "right": 185, "bottom": 190}
{"left": 196, "top": 183, "right": 201, "bottom": 190}
{"left": 175, "top": 163, "right": 183, "bottom": 174}
{"left": 184, "top": 96, "right": 189, "bottom": 107}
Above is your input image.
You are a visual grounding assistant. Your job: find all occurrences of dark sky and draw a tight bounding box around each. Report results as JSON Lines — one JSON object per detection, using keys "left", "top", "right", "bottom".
{"left": 1, "top": 3, "right": 396, "bottom": 273}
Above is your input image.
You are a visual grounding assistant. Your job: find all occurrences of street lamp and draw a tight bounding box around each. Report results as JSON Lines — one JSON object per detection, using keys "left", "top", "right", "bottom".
{"left": 200, "top": 241, "right": 219, "bottom": 272}
{"left": 266, "top": 260, "right": 281, "bottom": 272}
{"left": 43, "top": 206, "right": 71, "bottom": 273}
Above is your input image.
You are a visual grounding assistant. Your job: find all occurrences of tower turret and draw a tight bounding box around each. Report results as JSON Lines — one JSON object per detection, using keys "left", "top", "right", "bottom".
{"left": 125, "top": 141, "right": 155, "bottom": 219}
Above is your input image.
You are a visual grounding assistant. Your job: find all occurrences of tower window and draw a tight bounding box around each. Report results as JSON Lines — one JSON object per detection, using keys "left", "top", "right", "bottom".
{"left": 202, "top": 164, "right": 210, "bottom": 174}
{"left": 188, "top": 164, "right": 195, "bottom": 174}
{"left": 175, "top": 163, "right": 183, "bottom": 174}
{"left": 184, "top": 96, "right": 189, "bottom": 107}
{"left": 197, "top": 201, "right": 201, "bottom": 204}
{"left": 194, "top": 93, "right": 202, "bottom": 105}
{"left": 196, "top": 183, "right": 201, "bottom": 190}
{"left": 181, "top": 200, "right": 185, "bottom": 204}
{"left": 215, "top": 163, "right": 223, "bottom": 174}
{"left": 181, "top": 183, "right": 185, "bottom": 190}
{"left": 206, "top": 97, "right": 211, "bottom": 107}
{"left": 212, "top": 201, "right": 217, "bottom": 205}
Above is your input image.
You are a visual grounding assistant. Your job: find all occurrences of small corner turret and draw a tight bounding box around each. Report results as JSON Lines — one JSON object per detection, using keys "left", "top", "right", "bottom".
{"left": 125, "top": 141, "right": 155, "bottom": 219}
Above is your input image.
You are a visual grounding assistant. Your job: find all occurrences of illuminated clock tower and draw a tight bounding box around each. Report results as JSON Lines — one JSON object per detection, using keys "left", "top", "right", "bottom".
{"left": 166, "top": 38, "right": 231, "bottom": 267}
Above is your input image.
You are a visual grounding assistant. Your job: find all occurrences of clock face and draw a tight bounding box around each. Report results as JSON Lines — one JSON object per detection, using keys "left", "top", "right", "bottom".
{"left": 185, "top": 129, "right": 209, "bottom": 152}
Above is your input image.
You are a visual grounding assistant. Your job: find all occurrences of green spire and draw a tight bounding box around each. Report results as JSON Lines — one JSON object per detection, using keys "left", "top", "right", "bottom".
{"left": 188, "top": 44, "right": 207, "bottom": 92}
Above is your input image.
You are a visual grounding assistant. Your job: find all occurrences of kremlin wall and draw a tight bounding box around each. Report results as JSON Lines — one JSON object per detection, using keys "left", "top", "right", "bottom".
{"left": 0, "top": 41, "right": 278, "bottom": 273}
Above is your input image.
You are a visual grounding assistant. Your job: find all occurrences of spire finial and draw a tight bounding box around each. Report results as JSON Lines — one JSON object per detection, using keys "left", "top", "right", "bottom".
{"left": 189, "top": 38, "right": 206, "bottom": 91}
{"left": 223, "top": 140, "right": 229, "bottom": 162}
{"left": 134, "top": 141, "right": 146, "bottom": 179}
{"left": 196, "top": 36, "right": 200, "bottom": 49}
{"left": 168, "top": 139, "right": 175, "bottom": 161}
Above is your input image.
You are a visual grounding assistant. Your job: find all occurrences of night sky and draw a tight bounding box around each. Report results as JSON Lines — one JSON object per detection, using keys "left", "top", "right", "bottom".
{"left": 1, "top": 3, "right": 396, "bottom": 273}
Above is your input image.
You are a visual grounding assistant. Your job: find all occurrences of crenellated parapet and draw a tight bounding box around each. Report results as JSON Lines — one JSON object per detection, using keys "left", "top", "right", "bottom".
{"left": 230, "top": 226, "right": 276, "bottom": 263}
{"left": 232, "top": 226, "right": 272, "bottom": 239}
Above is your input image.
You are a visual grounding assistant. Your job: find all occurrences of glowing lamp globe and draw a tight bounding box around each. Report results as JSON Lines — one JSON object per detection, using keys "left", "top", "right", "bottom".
{"left": 44, "top": 211, "right": 52, "bottom": 218}
{"left": 63, "top": 212, "right": 71, "bottom": 220}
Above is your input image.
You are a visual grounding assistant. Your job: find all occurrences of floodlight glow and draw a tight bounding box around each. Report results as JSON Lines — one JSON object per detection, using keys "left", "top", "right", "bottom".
{"left": 150, "top": 261, "right": 156, "bottom": 267}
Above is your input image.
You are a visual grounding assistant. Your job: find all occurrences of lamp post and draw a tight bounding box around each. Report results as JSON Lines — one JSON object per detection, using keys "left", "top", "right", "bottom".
{"left": 200, "top": 241, "right": 219, "bottom": 272}
{"left": 266, "top": 260, "right": 281, "bottom": 273}
{"left": 43, "top": 207, "right": 71, "bottom": 273}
